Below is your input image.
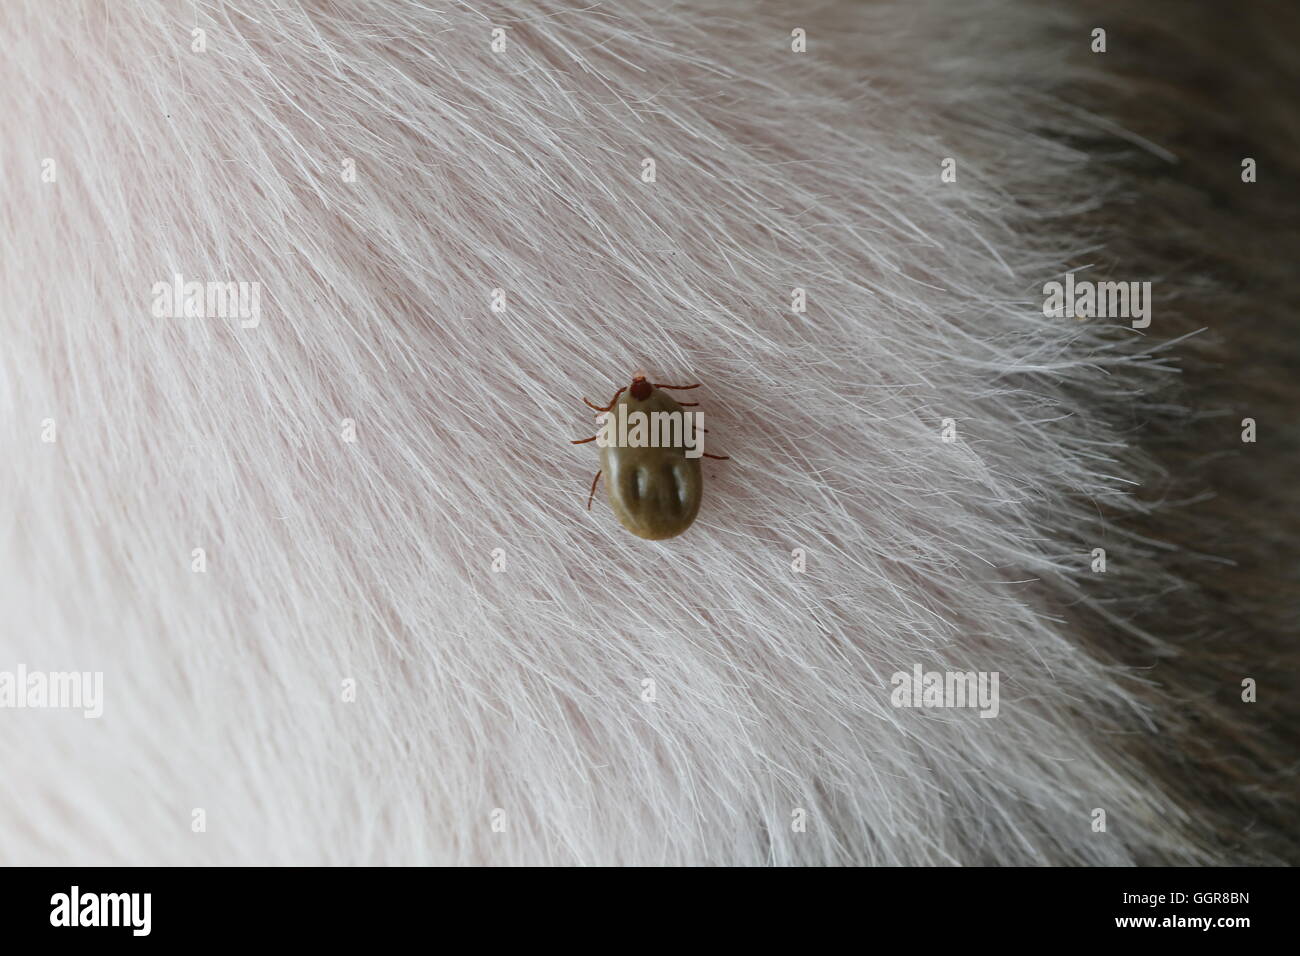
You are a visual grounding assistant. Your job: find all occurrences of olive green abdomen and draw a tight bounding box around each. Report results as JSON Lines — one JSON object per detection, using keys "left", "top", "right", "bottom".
{"left": 599, "top": 391, "right": 703, "bottom": 540}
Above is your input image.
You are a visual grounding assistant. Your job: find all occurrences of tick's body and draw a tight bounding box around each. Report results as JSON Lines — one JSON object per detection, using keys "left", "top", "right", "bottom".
{"left": 572, "top": 373, "right": 727, "bottom": 540}
{"left": 601, "top": 388, "right": 702, "bottom": 540}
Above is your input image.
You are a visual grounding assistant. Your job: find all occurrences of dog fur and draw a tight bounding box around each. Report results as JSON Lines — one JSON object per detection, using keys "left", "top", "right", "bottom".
{"left": 1, "top": 0, "right": 1296, "bottom": 865}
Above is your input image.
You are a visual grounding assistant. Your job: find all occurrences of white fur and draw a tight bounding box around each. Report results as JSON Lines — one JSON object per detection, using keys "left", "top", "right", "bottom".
{"left": 0, "top": 0, "right": 1286, "bottom": 864}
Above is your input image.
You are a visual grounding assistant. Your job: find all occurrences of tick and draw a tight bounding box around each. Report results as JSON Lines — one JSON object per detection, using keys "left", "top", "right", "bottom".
{"left": 571, "top": 372, "right": 729, "bottom": 540}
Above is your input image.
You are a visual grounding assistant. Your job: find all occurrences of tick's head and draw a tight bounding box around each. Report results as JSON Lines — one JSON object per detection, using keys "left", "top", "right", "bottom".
{"left": 629, "top": 372, "right": 653, "bottom": 401}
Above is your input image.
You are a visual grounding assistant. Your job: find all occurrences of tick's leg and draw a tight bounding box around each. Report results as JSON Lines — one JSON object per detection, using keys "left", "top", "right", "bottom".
{"left": 571, "top": 435, "right": 598, "bottom": 444}
{"left": 587, "top": 470, "right": 602, "bottom": 510}
{"left": 678, "top": 401, "right": 699, "bottom": 407}
{"left": 583, "top": 386, "right": 626, "bottom": 413}
{"left": 703, "top": 453, "right": 730, "bottom": 460}
{"left": 653, "top": 382, "right": 701, "bottom": 390}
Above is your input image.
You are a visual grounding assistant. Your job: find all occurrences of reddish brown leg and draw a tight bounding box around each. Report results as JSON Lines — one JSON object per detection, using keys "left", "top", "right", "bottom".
{"left": 583, "top": 386, "right": 626, "bottom": 412}
{"left": 703, "top": 453, "right": 730, "bottom": 460}
{"left": 654, "top": 382, "right": 701, "bottom": 390}
{"left": 587, "top": 470, "right": 602, "bottom": 510}
{"left": 571, "top": 435, "right": 598, "bottom": 444}
{"left": 678, "top": 401, "right": 699, "bottom": 407}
